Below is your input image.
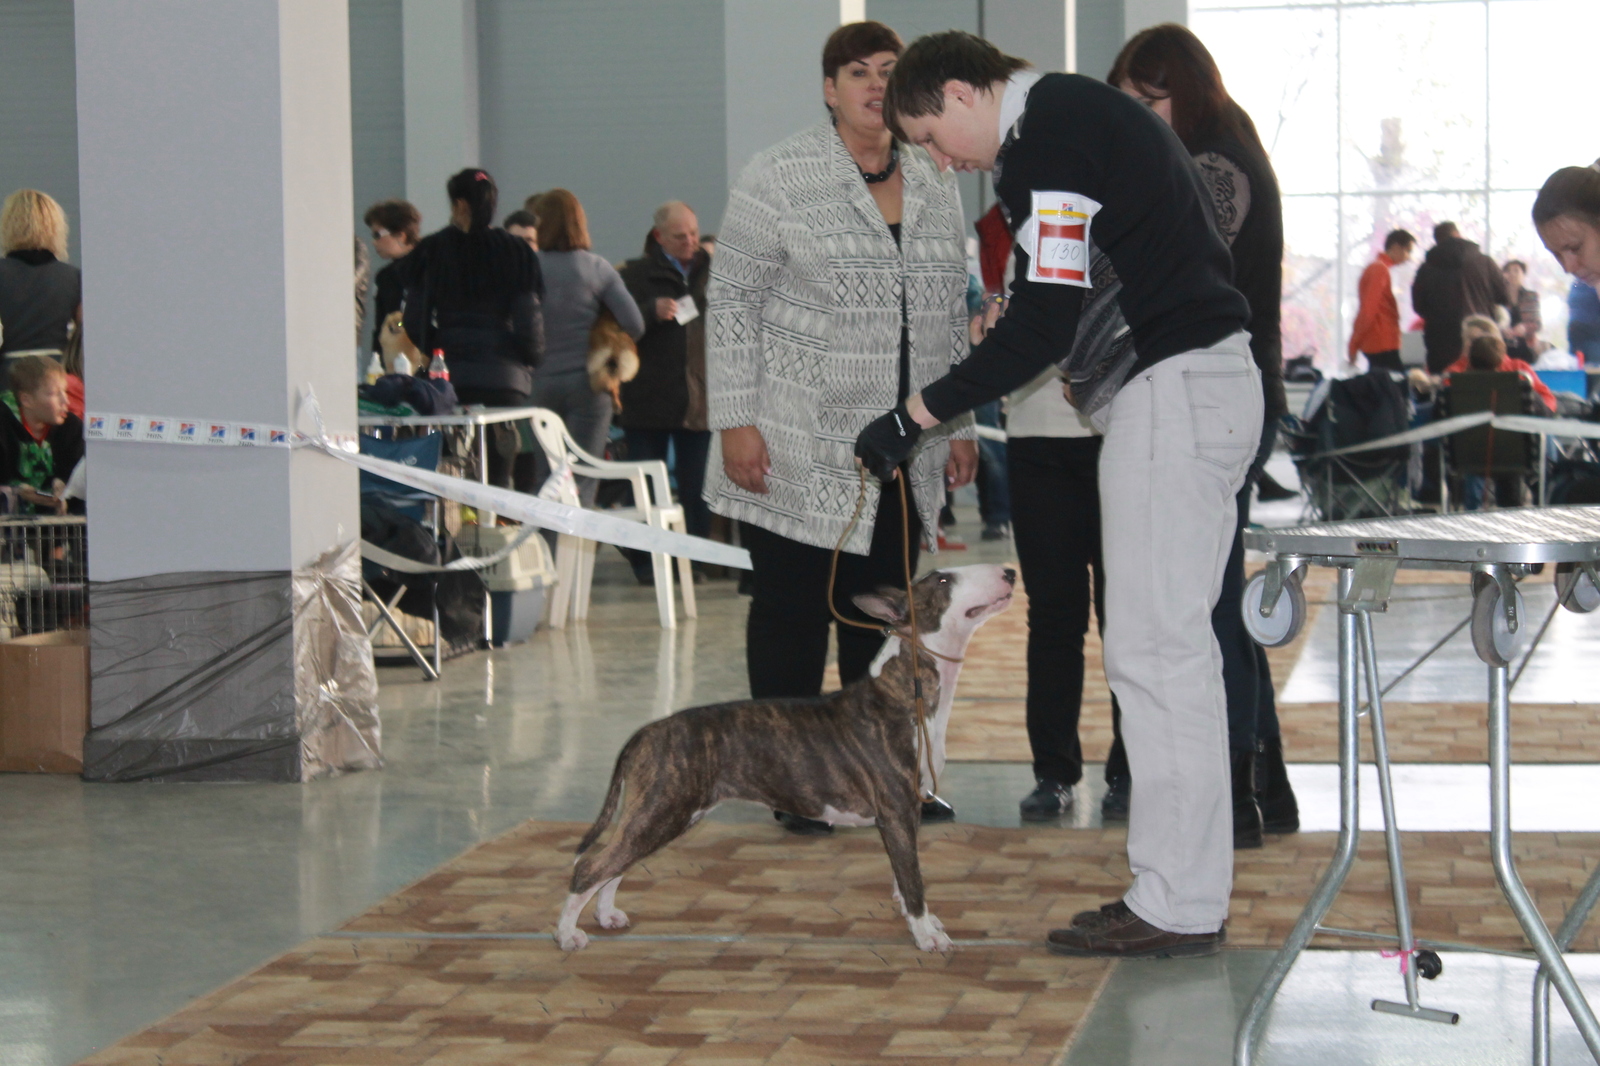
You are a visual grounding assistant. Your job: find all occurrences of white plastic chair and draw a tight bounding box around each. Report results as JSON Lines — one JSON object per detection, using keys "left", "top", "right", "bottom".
{"left": 529, "top": 408, "right": 696, "bottom": 629}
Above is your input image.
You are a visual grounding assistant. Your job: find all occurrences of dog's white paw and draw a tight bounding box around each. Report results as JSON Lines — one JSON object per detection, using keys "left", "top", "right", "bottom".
{"left": 555, "top": 927, "right": 589, "bottom": 952}
{"left": 908, "top": 912, "right": 953, "bottom": 953}
{"left": 597, "top": 907, "right": 630, "bottom": 930}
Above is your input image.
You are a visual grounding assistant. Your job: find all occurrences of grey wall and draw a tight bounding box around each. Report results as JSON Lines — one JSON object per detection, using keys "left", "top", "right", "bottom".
{"left": 479, "top": 0, "right": 727, "bottom": 264}
{"left": 0, "top": 1, "right": 80, "bottom": 265}
{"left": 1076, "top": 0, "right": 1125, "bottom": 82}
{"left": 349, "top": 0, "right": 406, "bottom": 231}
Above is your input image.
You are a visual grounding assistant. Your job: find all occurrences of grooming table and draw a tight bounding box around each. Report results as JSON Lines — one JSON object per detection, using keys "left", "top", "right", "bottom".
{"left": 1234, "top": 507, "right": 1600, "bottom": 1066}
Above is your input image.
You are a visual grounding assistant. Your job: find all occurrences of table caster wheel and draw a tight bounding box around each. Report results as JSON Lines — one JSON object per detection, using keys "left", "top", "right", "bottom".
{"left": 1470, "top": 576, "right": 1527, "bottom": 668}
{"left": 1416, "top": 949, "right": 1443, "bottom": 981}
{"left": 1242, "top": 570, "right": 1306, "bottom": 648}
{"left": 1556, "top": 562, "right": 1600, "bottom": 614}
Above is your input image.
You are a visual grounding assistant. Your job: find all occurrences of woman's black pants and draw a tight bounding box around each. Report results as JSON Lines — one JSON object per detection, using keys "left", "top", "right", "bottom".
{"left": 1008, "top": 436, "right": 1126, "bottom": 788}
{"left": 742, "top": 479, "right": 920, "bottom": 699}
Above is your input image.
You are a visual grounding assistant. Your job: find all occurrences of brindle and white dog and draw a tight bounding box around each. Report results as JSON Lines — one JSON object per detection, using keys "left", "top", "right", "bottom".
{"left": 556, "top": 564, "right": 1016, "bottom": 953}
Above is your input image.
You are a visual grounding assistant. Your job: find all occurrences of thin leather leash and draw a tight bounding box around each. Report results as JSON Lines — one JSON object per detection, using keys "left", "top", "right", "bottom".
{"left": 827, "top": 465, "right": 961, "bottom": 801}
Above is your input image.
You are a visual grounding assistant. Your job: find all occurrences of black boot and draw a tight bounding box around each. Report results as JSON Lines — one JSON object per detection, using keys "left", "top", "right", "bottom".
{"left": 774, "top": 810, "right": 832, "bottom": 835}
{"left": 1256, "top": 736, "right": 1301, "bottom": 834}
{"left": 1232, "top": 748, "right": 1263, "bottom": 850}
{"left": 1100, "top": 776, "right": 1130, "bottom": 822}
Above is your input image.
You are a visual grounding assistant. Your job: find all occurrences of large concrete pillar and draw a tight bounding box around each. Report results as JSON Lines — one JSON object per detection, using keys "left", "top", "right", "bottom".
{"left": 75, "top": 0, "right": 370, "bottom": 781}
{"left": 402, "top": 0, "right": 480, "bottom": 230}
{"left": 986, "top": 0, "right": 1076, "bottom": 74}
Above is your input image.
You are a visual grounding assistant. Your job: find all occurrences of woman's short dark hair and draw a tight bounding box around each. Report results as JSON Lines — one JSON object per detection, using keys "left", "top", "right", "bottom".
{"left": 502, "top": 209, "right": 539, "bottom": 230}
{"left": 821, "top": 20, "right": 902, "bottom": 81}
{"left": 1468, "top": 332, "right": 1507, "bottom": 371}
{"left": 882, "top": 31, "right": 1029, "bottom": 138}
{"left": 531, "top": 188, "right": 591, "bottom": 252}
{"left": 1533, "top": 166, "right": 1600, "bottom": 229}
{"left": 362, "top": 199, "right": 421, "bottom": 244}
{"left": 446, "top": 168, "right": 498, "bottom": 232}
{"left": 1108, "top": 23, "right": 1255, "bottom": 153}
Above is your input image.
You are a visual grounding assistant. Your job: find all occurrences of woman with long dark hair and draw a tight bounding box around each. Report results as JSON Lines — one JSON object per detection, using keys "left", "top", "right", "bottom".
{"left": 401, "top": 168, "right": 544, "bottom": 488}
{"left": 1104, "top": 24, "right": 1297, "bottom": 848}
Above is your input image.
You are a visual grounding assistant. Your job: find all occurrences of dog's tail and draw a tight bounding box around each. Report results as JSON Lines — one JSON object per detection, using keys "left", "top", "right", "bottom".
{"left": 575, "top": 737, "right": 637, "bottom": 854}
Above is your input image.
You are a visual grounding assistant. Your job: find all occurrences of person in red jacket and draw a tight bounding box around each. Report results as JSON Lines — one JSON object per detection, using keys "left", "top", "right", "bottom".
{"left": 1442, "top": 320, "right": 1557, "bottom": 412}
{"left": 1349, "top": 229, "right": 1415, "bottom": 371}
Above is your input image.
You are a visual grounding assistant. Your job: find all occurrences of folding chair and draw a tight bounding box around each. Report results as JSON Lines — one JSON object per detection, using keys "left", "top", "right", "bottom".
{"left": 1438, "top": 370, "right": 1542, "bottom": 511}
{"left": 529, "top": 408, "right": 696, "bottom": 630}
{"left": 359, "top": 432, "right": 446, "bottom": 679}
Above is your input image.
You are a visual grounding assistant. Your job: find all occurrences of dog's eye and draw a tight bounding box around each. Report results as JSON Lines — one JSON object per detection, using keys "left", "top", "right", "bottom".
{"left": 937, "top": 575, "right": 950, "bottom": 585}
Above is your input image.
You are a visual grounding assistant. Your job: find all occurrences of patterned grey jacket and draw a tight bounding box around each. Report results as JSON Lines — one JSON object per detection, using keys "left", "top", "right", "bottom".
{"left": 705, "top": 120, "right": 975, "bottom": 555}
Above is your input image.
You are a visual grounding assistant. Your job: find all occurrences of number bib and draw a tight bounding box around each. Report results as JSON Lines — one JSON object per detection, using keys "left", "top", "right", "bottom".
{"left": 1019, "top": 191, "right": 1101, "bottom": 288}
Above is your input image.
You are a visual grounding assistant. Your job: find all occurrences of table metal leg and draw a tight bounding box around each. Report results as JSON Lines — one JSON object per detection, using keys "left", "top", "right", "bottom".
{"left": 1488, "top": 660, "right": 1600, "bottom": 1062}
{"left": 1534, "top": 863, "right": 1600, "bottom": 1064}
{"left": 1236, "top": 568, "right": 1364, "bottom": 1065}
{"left": 478, "top": 425, "right": 497, "bottom": 527}
{"left": 1360, "top": 610, "right": 1460, "bottom": 1025}
{"left": 1540, "top": 433, "right": 1549, "bottom": 507}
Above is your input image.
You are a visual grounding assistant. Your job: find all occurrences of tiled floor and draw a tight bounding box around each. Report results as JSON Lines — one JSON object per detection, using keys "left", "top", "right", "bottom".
{"left": 5, "top": 479, "right": 1600, "bottom": 1065}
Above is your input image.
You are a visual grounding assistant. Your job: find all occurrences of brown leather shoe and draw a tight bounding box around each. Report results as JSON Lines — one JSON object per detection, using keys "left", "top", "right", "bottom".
{"left": 1047, "top": 905, "right": 1224, "bottom": 959}
{"left": 1068, "top": 899, "right": 1136, "bottom": 931}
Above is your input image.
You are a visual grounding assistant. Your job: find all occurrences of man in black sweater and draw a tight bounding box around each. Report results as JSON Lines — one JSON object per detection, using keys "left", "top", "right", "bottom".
{"left": 856, "top": 32, "right": 1259, "bottom": 960}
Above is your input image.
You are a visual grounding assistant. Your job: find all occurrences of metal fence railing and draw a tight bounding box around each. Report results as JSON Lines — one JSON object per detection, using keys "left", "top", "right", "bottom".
{"left": 0, "top": 516, "right": 88, "bottom": 639}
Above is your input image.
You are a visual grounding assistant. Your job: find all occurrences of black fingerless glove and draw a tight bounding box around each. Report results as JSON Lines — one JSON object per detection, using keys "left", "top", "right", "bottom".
{"left": 854, "top": 401, "right": 922, "bottom": 484}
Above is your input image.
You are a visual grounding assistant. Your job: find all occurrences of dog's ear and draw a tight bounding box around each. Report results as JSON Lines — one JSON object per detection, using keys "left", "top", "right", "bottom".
{"left": 852, "top": 587, "right": 907, "bottom": 625}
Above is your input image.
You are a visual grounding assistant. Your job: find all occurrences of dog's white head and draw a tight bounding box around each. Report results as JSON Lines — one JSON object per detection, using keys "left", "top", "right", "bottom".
{"left": 853, "top": 564, "right": 1015, "bottom": 651}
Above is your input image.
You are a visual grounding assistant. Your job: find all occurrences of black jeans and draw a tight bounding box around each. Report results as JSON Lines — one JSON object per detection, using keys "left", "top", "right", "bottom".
{"left": 1008, "top": 436, "right": 1125, "bottom": 787}
{"left": 742, "top": 478, "right": 920, "bottom": 698}
{"left": 618, "top": 428, "right": 713, "bottom": 578}
{"left": 622, "top": 428, "right": 713, "bottom": 537}
{"left": 1364, "top": 349, "right": 1403, "bottom": 373}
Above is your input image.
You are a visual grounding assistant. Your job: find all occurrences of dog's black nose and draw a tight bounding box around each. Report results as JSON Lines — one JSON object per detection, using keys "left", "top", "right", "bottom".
{"left": 1002, "top": 567, "right": 1017, "bottom": 586}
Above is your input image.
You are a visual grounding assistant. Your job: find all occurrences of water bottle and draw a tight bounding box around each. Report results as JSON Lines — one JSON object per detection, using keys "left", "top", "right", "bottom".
{"left": 428, "top": 348, "right": 449, "bottom": 382}
{"left": 364, "top": 351, "right": 384, "bottom": 385}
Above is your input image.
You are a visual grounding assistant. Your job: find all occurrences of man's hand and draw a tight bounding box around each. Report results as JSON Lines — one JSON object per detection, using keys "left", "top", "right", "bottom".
{"left": 721, "top": 425, "right": 771, "bottom": 494}
{"left": 19, "top": 483, "right": 67, "bottom": 515}
{"left": 946, "top": 440, "right": 978, "bottom": 489}
{"left": 855, "top": 402, "right": 922, "bottom": 484}
{"left": 655, "top": 297, "right": 679, "bottom": 322}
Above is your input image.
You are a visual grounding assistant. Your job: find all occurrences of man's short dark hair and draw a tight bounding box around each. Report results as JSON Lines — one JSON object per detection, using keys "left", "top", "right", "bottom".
{"left": 822, "top": 21, "right": 902, "bottom": 82}
{"left": 1433, "top": 221, "right": 1459, "bottom": 243}
{"left": 363, "top": 199, "right": 420, "bottom": 244}
{"left": 883, "top": 31, "right": 1029, "bottom": 141}
{"left": 1384, "top": 229, "right": 1415, "bottom": 251}
{"left": 1503, "top": 258, "right": 1527, "bottom": 273}
{"left": 502, "top": 209, "right": 538, "bottom": 230}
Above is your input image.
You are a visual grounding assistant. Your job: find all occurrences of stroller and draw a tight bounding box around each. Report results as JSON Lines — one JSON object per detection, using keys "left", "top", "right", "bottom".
{"left": 1283, "top": 368, "right": 1413, "bottom": 521}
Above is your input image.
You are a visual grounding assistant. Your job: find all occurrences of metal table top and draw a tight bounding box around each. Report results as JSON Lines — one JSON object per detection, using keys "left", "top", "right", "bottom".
{"left": 1244, "top": 506, "right": 1600, "bottom": 565}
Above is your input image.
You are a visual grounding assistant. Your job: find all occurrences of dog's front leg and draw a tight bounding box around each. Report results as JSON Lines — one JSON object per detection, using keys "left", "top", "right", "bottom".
{"left": 876, "top": 810, "right": 951, "bottom": 953}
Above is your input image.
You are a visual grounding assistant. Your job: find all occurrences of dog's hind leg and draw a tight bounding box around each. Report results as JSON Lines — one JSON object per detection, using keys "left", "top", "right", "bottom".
{"left": 594, "top": 876, "right": 628, "bottom": 929}
{"left": 877, "top": 810, "right": 951, "bottom": 953}
{"left": 555, "top": 881, "right": 604, "bottom": 951}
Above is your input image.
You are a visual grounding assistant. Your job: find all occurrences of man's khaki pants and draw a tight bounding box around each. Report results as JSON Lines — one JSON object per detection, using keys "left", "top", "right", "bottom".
{"left": 1093, "top": 333, "right": 1262, "bottom": 934}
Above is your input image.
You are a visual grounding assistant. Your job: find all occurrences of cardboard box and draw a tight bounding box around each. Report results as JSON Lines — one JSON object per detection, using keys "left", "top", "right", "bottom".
{"left": 0, "top": 629, "right": 89, "bottom": 773}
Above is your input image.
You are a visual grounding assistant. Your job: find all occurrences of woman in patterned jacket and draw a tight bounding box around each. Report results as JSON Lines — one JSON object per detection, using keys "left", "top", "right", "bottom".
{"left": 705, "top": 20, "right": 977, "bottom": 833}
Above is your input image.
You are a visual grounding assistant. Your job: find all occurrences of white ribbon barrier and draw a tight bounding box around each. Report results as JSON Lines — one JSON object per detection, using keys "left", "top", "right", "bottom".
{"left": 87, "top": 407, "right": 753, "bottom": 571}
{"left": 361, "top": 523, "right": 542, "bottom": 575}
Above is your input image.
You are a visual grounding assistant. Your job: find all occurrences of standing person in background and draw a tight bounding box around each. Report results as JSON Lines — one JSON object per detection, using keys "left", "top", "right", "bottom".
{"left": 1350, "top": 230, "right": 1416, "bottom": 371}
{"left": 364, "top": 199, "right": 421, "bottom": 357}
{"left": 707, "top": 20, "right": 976, "bottom": 834}
{"left": 1105, "top": 23, "right": 1298, "bottom": 848}
{"left": 1412, "top": 221, "right": 1511, "bottom": 373}
{"left": 1501, "top": 259, "right": 1543, "bottom": 363}
{"left": 401, "top": 169, "right": 544, "bottom": 490}
{"left": 616, "top": 201, "right": 713, "bottom": 585}
{"left": 0, "top": 190, "right": 80, "bottom": 389}
{"left": 528, "top": 188, "right": 645, "bottom": 504}
{"left": 503, "top": 209, "right": 539, "bottom": 252}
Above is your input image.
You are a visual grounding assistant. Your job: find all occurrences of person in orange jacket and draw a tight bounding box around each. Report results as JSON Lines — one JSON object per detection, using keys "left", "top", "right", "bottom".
{"left": 1349, "top": 229, "right": 1415, "bottom": 371}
